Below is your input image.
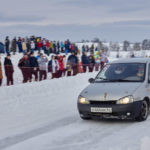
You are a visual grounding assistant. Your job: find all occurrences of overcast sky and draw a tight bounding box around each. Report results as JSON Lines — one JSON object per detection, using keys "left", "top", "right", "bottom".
{"left": 0, "top": 0, "right": 150, "bottom": 42}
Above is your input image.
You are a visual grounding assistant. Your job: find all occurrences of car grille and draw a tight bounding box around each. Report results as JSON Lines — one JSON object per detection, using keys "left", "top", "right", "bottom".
{"left": 89, "top": 100, "right": 116, "bottom": 105}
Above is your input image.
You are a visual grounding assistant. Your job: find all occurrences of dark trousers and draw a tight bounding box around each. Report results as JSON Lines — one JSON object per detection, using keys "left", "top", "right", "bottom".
{"left": 83, "top": 64, "right": 88, "bottom": 73}
{"left": 55, "top": 71, "right": 59, "bottom": 78}
{"left": 6, "top": 74, "right": 13, "bottom": 86}
{"left": 61, "top": 47, "right": 64, "bottom": 53}
{"left": 95, "top": 64, "right": 100, "bottom": 71}
{"left": 0, "top": 79, "right": 2, "bottom": 86}
{"left": 67, "top": 71, "right": 71, "bottom": 76}
{"left": 39, "top": 70, "right": 47, "bottom": 81}
{"left": 52, "top": 73, "right": 56, "bottom": 79}
{"left": 72, "top": 65, "right": 78, "bottom": 76}
{"left": 63, "top": 69, "right": 66, "bottom": 76}
{"left": 21, "top": 68, "right": 30, "bottom": 83}
{"left": 100, "top": 61, "right": 105, "bottom": 70}
{"left": 58, "top": 70, "right": 63, "bottom": 78}
{"left": 30, "top": 68, "right": 38, "bottom": 81}
{"left": 88, "top": 64, "right": 94, "bottom": 72}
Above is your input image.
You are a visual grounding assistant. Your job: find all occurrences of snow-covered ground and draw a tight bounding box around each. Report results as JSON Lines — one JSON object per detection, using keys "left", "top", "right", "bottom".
{"left": 0, "top": 72, "right": 150, "bottom": 150}
{"left": 0, "top": 50, "right": 150, "bottom": 150}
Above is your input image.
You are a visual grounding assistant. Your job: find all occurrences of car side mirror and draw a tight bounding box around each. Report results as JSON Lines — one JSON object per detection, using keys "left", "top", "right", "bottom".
{"left": 88, "top": 78, "right": 95, "bottom": 83}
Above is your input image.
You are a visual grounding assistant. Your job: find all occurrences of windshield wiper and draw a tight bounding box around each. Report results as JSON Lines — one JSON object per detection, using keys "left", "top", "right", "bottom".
{"left": 108, "top": 79, "right": 138, "bottom": 82}
{"left": 96, "top": 77, "right": 109, "bottom": 81}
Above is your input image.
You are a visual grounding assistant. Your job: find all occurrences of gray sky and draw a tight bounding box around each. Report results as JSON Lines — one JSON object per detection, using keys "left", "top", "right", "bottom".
{"left": 0, "top": 0, "right": 150, "bottom": 42}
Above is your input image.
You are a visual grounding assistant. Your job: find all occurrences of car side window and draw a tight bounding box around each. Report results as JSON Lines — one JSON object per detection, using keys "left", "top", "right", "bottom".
{"left": 148, "top": 64, "right": 150, "bottom": 82}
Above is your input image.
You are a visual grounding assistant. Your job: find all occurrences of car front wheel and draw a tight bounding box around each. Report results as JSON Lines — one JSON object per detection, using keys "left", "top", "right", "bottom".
{"left": 136, "top": 100, "right": 149, "bottom": 121}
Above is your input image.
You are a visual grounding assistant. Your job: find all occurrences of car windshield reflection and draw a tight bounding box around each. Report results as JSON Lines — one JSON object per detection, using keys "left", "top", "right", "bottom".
{"left": 95, "top": 63, "right": 146, "bottom": 82}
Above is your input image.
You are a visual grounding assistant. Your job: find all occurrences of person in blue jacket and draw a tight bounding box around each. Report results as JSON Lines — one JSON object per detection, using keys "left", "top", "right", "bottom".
{"left": 81, "top": 51, "right": 89, "bottom": 73}
{"left": 29, "top": 52, "right": 39, "bottom": 81}
{"left": 67, "top": 51, "right": 78, "bottom": 76}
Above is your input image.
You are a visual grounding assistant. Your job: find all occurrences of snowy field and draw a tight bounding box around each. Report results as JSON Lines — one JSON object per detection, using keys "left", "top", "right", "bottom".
{"left": 0, "top": 50, "right": 150, "bottom": 150}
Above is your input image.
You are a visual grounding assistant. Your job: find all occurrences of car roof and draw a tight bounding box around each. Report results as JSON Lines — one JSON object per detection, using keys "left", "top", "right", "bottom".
{"left": 111, "top": 58, "right": 150, "bottom": 64}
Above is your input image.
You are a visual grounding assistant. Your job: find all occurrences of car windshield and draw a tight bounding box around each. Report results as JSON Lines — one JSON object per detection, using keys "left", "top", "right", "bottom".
{"left": 95, "top": 63, "right": 146, "bottom": 82}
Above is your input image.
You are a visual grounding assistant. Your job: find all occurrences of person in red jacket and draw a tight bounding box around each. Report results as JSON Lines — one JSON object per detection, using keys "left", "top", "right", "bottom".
{"left": 37, "top": 40, "right": 43, "bottom": 52}
{"left": 58, "top": 56, "right": 64, "bottom": 78}
{"left": 70, "top": 43, "right": 75, "bottom": 51}
{"left": 46, "top": 40, "right": 50, "bottom": 56}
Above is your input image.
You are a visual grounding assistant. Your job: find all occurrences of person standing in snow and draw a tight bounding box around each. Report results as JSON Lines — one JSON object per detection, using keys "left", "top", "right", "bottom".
{"left": 18, "top": 53, "right": 30, "bottom": 83}
{"left": 94, "top": 51, "right": 100, "bottom": 71}
{"left": 58, "top": 56, "right": 64, "bottom": 78}
{"left": 67, "top": 51, "right": 78, "bottom": 76}
{"left": 88, "top": 53, "right": 95, "bottom": 72}
{"left": 100, "top": 49, "right": 107, "bottom": 69}
{"left": 11, "top": 38, "right": 17, "bottom": 55}
{"left": 5, "top": 36, "right": 10, "bottom": 54}
{"left": 81, "top": 51, "right": 89, "bottom": 73}
{"left": 60, "top": 41, "right": 64, "bottom": 53}
{"left": 37, "top": 39, "right": 43, "bottom": 52}
{"left": 17, "top": 37, "right": 23, "bottom": 53}
{"left": 29, "top": 52, "right": 39, "bottom": 82}
{"left": 63, "top": 55, "right": 67, "bottom": 76}
{"left": 31, "top": 40, "right": 35, "bottom": 52}
{"left": 38, "top": 53, "right": 48, "bottom": 81}
{"left": 0, "top": 60, "right": 3, "bottom": 86}
{"left": 22, "top": 38, "right": 27, "bottom": 54}
{"left": 4, "top": 54, "right": 14, "bottom": 86}
{"left": 48, "top": 55, "right": 59, "bottom": 79}
{"left": 45, "top": 40, "right": 50, "bottom": 56}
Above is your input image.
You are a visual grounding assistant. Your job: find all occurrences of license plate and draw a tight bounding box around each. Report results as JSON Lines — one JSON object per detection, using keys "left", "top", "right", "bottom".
{"left": 91, "top": 107, "right": 112, "bottom": 113}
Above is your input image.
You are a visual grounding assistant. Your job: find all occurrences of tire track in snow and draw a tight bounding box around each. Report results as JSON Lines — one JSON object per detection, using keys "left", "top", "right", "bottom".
{"left": 0, "top": 115, "right": 79, "bottom": 150}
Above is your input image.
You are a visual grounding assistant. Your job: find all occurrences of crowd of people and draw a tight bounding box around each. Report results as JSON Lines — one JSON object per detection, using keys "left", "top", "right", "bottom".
{"left": 0, "top": 36, "right": 80, "bottom": 55}
{"left": 0, "top": 36, "right": 108, "bottom": 87}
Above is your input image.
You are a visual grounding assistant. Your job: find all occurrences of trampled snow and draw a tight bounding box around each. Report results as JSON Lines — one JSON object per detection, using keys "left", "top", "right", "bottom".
{"left": 0, "top": 51, "right": 150, "bottom": 150}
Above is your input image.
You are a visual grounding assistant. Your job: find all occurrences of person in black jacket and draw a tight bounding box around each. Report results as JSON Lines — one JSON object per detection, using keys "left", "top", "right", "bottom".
{"left": 5, "top": 36, "right": 10, "bottom": 54}
{"left": 67, "top": 51, "right": 78, "bottom": 76}
{"left": 88, "top": 53, "right": 95, "bottom": 72}
{"left": 18, "top": 53, "right": 30, "bottom": 83}
{"left": 81, "top": 52, "right": 89, "bottom": 73}
{"left": 4, "top": 54, "right": 14, "bottom": 85}
{"left": 29, "top": 52, "right": 39, "bottom": 81}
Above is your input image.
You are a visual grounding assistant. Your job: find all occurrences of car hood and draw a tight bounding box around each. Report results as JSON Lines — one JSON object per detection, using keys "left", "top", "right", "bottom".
{"left": 80, "top": 82, "right": 142, "bottom": 101}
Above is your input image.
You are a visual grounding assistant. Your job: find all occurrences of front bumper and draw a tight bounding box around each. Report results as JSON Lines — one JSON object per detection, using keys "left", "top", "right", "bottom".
{"left": 77, "top": 101, "right": 142, "bottom": 120}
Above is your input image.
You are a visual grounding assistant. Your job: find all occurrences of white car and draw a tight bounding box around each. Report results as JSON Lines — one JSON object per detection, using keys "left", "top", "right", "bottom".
{"left": 78, "top": 58, "right": 150, "bottom": 121}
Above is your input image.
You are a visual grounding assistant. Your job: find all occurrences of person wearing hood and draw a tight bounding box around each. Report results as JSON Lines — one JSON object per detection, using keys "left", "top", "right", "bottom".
{"left": 18, "top": 53, "right": 30, "bottom": 83}
{"left": 4, "top": 54, "right": 14, "bottom": 85}
{"left": 0, "top": 59, "right": 3, "bottom": 86}
{"left": 38, "top": 53, "right": 48, "bottom": 81}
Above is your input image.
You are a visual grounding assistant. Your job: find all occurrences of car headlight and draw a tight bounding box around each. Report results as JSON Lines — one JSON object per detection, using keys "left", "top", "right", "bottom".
{"left": 116, "top": 96, "right": 134, "bottom": 104}
{"left": 78, "top": 96, "right": 90, "bottom": 104}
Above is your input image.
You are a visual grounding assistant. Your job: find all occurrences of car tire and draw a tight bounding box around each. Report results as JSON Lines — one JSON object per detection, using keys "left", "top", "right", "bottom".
{"left": 135, "top": 100, "right": 148, "bottom": 121}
